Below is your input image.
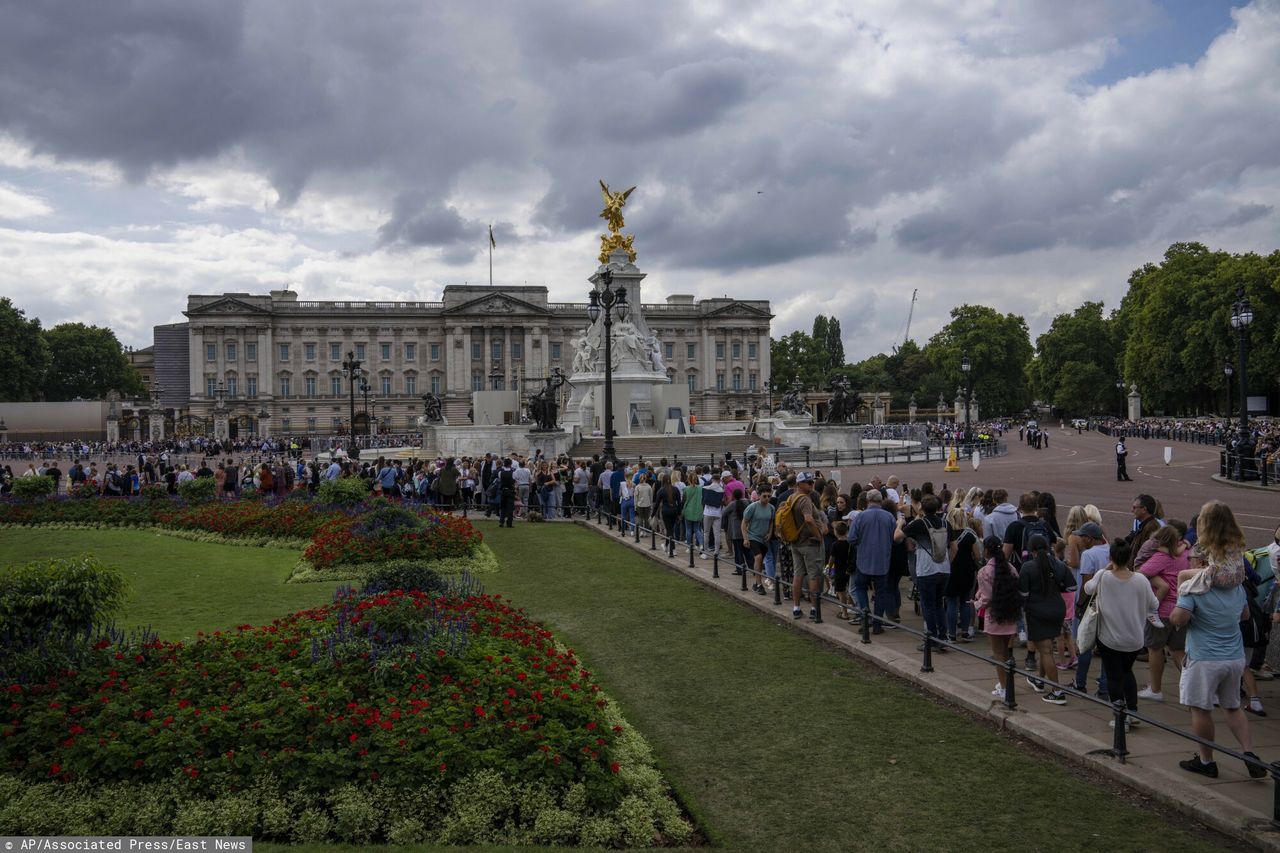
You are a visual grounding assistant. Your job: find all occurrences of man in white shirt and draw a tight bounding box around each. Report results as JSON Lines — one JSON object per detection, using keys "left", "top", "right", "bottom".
{"left": 513, "top": 460, "right": 532, "bottom": 510}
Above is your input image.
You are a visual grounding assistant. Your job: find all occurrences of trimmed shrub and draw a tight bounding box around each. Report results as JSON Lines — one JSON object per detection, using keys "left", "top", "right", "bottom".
{"left": 0, "top": 556, "right": 127, "bottom": 649}
{"left": 316, "top": 477, "right": 371, "bottom": 506}
{"left": 11, "top": 476, "right": 55, "bottom": 501}
{"left": 362, "top": 560, "right": 446, "bottom": 594}
{"left": 176, "top": 477, "right": 218, "bottom": 504}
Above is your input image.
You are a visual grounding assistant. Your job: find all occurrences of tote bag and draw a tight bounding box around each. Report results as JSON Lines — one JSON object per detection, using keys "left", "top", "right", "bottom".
{"left": 1077, "top": 573, "right": 1104, "bottom": 653}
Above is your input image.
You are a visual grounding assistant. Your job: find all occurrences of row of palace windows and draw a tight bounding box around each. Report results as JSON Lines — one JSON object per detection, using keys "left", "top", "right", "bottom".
{"left": 207, "top": 370, "right": 759, "bottom": 399}
{"left": 274, "top": 415, "right": 421, "bottom": 434}
{"left": 208, "top": 341, "right": 445, "bottom": 364}
{"left": 208, "top": 339, "right": 761, "bottom": 366}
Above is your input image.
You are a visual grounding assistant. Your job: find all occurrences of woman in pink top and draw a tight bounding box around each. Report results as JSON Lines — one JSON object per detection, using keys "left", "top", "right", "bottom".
{"left": 973, "top": 535, "right": 1022, "bottom": 700}
{"left": 1137, "top": 522, "right": 1190, "bottom": 701}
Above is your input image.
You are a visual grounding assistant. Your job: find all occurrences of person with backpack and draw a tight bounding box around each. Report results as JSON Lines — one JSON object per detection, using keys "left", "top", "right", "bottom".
{"left": 782, "top": 472, "right": 829, "bottom": 622}
{"left": 1020, "top": 535, "right": 1076, "bottom": 704}
{"left": 1003, "top": 492, "right": 1057, "bottom": 669}
{"left": 681, "top": 473, "right": 704, "bottom": 552}
{"left": 897, "top": 494, "right": 956, "bottom": 649}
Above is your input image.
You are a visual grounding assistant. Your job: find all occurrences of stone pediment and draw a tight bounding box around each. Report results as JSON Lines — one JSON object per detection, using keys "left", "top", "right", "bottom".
{"left": 185, "top": 297, "right": 271, "bottom": 316}
{"left": 443, "top": 292, "right": 550, "bottom": 316}
{"left": 703, "top": 302, "right": 773, "bottom": 319}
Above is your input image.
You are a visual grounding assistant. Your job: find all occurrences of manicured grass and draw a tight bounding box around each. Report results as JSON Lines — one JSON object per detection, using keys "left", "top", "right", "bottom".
{"left": 478, "top": 521, "right": 1222, "bottom": 853}
{"left": 0, "top": 528, "right": 330, "bottom": 641}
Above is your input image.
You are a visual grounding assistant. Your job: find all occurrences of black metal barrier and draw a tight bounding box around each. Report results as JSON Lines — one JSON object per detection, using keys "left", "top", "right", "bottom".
{"left": 576, "top": 506, "right": 1280, "bottom": 820}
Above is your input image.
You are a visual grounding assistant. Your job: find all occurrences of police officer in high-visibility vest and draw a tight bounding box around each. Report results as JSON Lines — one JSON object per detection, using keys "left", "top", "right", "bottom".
{"left": 1116, "top": 437, "right": 1132, "bottom": 481}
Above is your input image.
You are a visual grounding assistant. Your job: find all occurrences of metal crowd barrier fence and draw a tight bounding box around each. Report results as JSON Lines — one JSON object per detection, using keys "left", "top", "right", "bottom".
{"left": 576, "top": 504, "right": 1280, "bottom": 820}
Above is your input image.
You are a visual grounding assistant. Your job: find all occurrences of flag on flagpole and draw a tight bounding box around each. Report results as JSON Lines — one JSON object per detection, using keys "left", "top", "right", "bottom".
{"left": 489, "top": 224, "right": 496, "bottom": 248}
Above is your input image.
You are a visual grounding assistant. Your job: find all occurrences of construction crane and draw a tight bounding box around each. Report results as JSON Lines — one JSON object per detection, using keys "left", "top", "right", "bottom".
{"left": 895, "top": 289, "right": 918, "bottom": 352}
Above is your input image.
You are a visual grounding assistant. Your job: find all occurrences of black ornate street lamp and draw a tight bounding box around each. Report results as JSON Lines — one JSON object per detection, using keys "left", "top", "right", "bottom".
{"left": 359, "top": 379, "right": 372, "bottom": 429}
{"left": 1224, "top": 360, "right": 1234, "bottom": 431}
{"left": 587, "top": 269, "right": 629, "bottom": 462}
{"left": 342, "top": 350, "right": 362, "bottom": 456}
{"left": 960, "top": 352, "right": 972, "bottom": 446}
{"left": 1115, "top": 378, "right": 1124, "bottom": 417}
{"left": 1230, "top": 284, "right": 1254, "bottom": 479}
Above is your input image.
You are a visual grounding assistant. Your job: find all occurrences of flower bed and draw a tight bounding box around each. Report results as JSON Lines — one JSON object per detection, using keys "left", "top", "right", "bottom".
{"left": 0, "top": 584, "right": 693, "bottom": 846}
{"left": 0, "top": 494, "right": 483, "bottom": 578}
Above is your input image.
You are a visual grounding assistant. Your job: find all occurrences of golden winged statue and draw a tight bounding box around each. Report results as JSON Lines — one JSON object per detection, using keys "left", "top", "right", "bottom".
{"left": 598, "top": 180, "right": 637, "bottom": 264}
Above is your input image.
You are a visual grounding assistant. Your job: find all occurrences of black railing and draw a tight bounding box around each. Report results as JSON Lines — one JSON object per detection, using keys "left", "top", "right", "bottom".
{"left": 577, "top": 505, "right": 1280, "bottom": 819}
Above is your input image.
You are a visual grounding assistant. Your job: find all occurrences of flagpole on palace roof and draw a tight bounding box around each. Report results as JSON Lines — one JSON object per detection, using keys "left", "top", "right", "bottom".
{"left": 488, "top": 224, "right": 495, "bottom": 287}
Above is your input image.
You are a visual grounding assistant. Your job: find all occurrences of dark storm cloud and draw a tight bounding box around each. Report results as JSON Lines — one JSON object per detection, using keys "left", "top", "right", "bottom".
{"left": 0, "top": 0, "right": 1276, "bottom": 280}
{"left": 1217, "top": 203, "right": 1274, "bottom": 229}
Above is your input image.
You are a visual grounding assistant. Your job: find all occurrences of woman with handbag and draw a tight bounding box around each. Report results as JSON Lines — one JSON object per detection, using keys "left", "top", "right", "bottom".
{"left": 1082, "top": 538, "right": 1159, "bottom": 730}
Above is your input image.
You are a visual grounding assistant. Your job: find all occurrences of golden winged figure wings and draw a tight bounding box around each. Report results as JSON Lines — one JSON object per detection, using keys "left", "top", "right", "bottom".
{"left": 599, "top": 181, "right": 636, "bottom": 234}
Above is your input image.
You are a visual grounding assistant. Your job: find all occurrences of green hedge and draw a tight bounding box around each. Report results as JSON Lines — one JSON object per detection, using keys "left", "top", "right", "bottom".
{"left": 11, "top": 476, "right": 55, "bottom": 501}
{"left": 0, "top": 556, "right": 127, "bottom": 648}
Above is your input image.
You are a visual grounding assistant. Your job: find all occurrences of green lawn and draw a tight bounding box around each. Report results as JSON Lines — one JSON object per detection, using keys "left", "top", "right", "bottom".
{"left": 0, "top": 528, "right": 330, "bottom": 640}
{"left": 1, "top": 523, "right": 1227, "bottom": 851}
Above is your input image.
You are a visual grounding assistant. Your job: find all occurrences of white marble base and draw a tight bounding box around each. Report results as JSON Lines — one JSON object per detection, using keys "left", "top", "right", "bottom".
{"left": 754, "top": 418, "right": 864, "bottom": 452}
{"left": 420, "top": 424, "right": 578, "bottom": 459}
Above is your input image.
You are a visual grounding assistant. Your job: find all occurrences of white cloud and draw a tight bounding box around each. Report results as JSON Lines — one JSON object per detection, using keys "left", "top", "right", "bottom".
{"left": 0, "top": 182, "right": 52, "bottom": 219}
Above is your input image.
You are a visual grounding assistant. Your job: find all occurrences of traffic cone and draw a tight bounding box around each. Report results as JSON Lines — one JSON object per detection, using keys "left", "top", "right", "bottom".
{"left": 944, "top": 446, "right": 960, "bottom": 472}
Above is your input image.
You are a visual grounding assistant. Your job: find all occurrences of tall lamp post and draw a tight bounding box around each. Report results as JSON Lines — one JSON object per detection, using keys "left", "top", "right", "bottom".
{"left": 360, "top": 379, "right": 372, "bottom": 429}
{"left": 763, "top": 379, "right": 774, "bottom": 415}
{"left": 342, "top": 351, "right": 362, "bottom": 456}
{"left": 1115, "top": 378, "right": 1124, "bottom": 418}
{"left": 587, "top": 269, "right": 629, "bottom": 462}
{"left": 1230, "top": 284, "right": 1254, "bottom": 479}
{"left": 1224, "top": 360, "right": 1234, "bottom": 432}
{"left": 960, "top": 352, "right": 972, "bottom": 448}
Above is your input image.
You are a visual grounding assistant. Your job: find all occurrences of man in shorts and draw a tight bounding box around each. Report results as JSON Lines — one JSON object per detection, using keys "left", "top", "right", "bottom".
{"left": 741, "top": 483, "right": 775, "bottom": 596}
{"left": 788, "top": 471, "right": 829, "bottom": 623}
{"left": 1171, "top": 577, "right": 1266, "bottom": 778}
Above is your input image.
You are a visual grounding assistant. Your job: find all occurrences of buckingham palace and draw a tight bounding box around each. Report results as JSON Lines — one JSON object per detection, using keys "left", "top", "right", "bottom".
{"left": 160, "top": 284, "right": 771, "bottom": 437}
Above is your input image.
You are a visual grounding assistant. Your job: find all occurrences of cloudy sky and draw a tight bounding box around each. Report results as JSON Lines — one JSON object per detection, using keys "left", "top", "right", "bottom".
{"left": 0, "top": 0, "right": 1276, "bottom": 359}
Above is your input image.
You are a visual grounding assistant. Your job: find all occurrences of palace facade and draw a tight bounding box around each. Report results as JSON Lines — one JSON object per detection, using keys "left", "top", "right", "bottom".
{"left": 171, "top": 286, "right": 771, "bottom": 437}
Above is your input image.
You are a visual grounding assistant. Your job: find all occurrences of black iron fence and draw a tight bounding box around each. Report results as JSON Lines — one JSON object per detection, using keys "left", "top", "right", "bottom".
{"left": 572, "top": 503, "right": 1280, "bottom": 820}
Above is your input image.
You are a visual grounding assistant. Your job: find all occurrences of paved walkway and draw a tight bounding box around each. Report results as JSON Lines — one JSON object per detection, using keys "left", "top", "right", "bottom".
{"left": 571, "top": 517, "right": 1280, "bottom": 850}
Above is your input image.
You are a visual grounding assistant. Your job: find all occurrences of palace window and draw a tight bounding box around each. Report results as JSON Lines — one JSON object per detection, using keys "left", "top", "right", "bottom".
{"left": 279, "top": 377, "right": 291, "bottom": 397}
{"left": 430, "top": 374, "right": 441, "bottom": 394}
{"left": 226, "top": 376, "right": 238, "bottom": 397}
{"left": 246, "top": 377, "right": 258, "bottom": 398}
{"left": 732, "top": 342, "right": 741, "bottom": 359}
{"left": 665, "top": 342, "right": 674, "bottom": 359}
{"left": 404, "top": 343, "right": 416, "bottom": 361}
{"left": 551, "top": 342, "right": 562, "bottom": 360}
{"left": 226, "top": 343, "right": 237, "bottom": 361}
{"left": 732, "top": 370, "right": 742, "bottom": 391}
{"left": 404, "top": 375, "right": 417, "bottom": 395}
{"left": 381, "top": 343, "right": 391, "bottom": 361}
{"left": 749, "top": 372, "right": 758, "bottom": 391}
{"left": 512, "top": 341, "right": 523, "bottom": 360}
{"left": 430, "top": 343, "right": 441, "bottom": 361}
{"left": 305, "top": 343, "right": 316, "bottom": 361}
{"left": 472, "top": 341, "right": 482, "bottom": 360}
{"left": 381, "top": 375, "right": 392, "bottom": 396}
{"left": 716, "top": 372, "right": 725, "bottom": 391}
{"left": 355, "top": 343, "right": 366, "bottom": 361}
{"left": 279, "top": 343, "right": 290, "bottom": 362}
{"left": 687, "top": 373, "right": 698, "bottom": 392}
{"left": 472, "top": 372, "right": 484, "bottom": 391}
{"left": 748, "top": 342, "right": 758, "bottom": 359}
{"left": 330, "top": 376, "right": 342, "bottom": 396}
{"left": 330, "top": 343, "right": 341, "bottom": 361}
{"left": 687, "top": 343, "right": 696, "bottom": 359}
{"left": 716, "top": 342, "right": 725, "bottom": 360}
{"left": 304, "top": 377, "right": 317, "bottom": 397}
{"left": 206, "top": 377, "right": 217, "bottom": 397}
{"left": 491, "top": 340, "right": 503, "bottom": 361}
{"left": 206, "top": 344, "right": 216, "bottom": 362}
{"left": 246, "top": 342, "right": 257, "bottom": 362}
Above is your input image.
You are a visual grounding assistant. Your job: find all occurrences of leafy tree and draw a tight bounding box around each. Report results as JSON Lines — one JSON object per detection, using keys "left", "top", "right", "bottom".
{"left": 1030, "top": 302, "right": 1118, "bottom": 414}
{"left": 923, "top": 305, "right": 1033, "bottom": 416}
{"left": 0, "top": 298, "right": 50, "bottom": 400}
{"left": 42, "top": 323, "right": 144, "bottom": 401}
{"left": 1116, "top": 243, "right": 1280, "bottom": 414}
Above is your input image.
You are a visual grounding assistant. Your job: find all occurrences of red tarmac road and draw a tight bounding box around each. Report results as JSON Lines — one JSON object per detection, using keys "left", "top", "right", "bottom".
{"left": 837, "top": 426, "right": 1280, "bottom": 542}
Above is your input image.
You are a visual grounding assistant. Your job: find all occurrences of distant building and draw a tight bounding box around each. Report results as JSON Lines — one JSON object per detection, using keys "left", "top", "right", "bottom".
{"left": 166, "top": 286, "right": 771, "bottom": 437}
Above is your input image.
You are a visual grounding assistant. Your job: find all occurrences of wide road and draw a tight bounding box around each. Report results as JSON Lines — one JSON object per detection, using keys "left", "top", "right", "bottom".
{"left": 839, "top": 425, "right": 1280, "bottom": 542}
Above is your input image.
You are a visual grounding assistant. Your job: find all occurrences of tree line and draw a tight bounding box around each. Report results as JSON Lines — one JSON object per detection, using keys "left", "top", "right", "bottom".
{"left": 0, "top": 298, "right": 144, "bottom": 402}
{"left": 771, "top": 242, "right": 1280, "bottom": 417}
